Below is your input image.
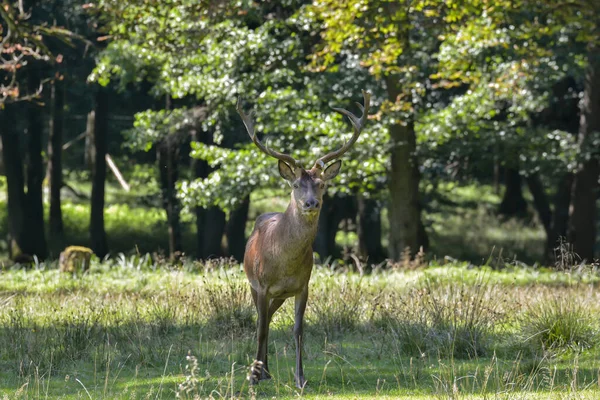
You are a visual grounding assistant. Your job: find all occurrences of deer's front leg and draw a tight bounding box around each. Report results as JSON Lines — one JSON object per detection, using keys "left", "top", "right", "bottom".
{"left": 250, "top": 291, "right": 270, "bottom": 384}
{"left": 294, "top": 286, "right": 309, "bottom": 389}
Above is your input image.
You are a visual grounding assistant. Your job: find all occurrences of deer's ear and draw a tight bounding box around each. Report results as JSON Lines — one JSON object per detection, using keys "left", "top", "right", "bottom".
{"left": 322, "top": 160, "right": 342, "bottom": 181}
{"left": 278, "top": 160, "right": 296, "bottom": 182}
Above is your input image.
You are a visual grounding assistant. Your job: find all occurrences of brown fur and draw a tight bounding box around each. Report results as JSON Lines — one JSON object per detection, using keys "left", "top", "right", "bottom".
{"left": 244, "top": 163, "right": 340, "bottom": 389}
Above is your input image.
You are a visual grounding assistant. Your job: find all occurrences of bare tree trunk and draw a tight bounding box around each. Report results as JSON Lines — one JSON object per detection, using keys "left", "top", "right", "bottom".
{"left": 526, "top": 173, "right": 552, "bottom": 238}
{"left": 190, "top": 128, "right": 226, "bottom": 259}
{"left": 204, "top": 208, "right": 227, "bottom": 258}
{"left": 386, "top": 77, "right": 427, "bottom": 261}
{"left": 314, "top": 193, "right": 355, "bottom": 262}
{"left": 158, "top": 138, "right": 182, "bottom": 259}
{"left": 25, "top": 68, "right": 48, "bottom": 259}
{"left": 48, "top": 80, "right": 65, "bottom": 247}
{"left": 357, "top": 194, "right": 386, "bottom": 266}
{"left": 0, "top": 104, "right": 27, "bottom": 259}
{"left": 498, "top": 167, "right": 527, "bottom": 218}
{"left": 493, "top": 157, "right": 501, "bottom": 195}
{"left": 84, "top": 111, "right": 94, "bottom": 169}
{"left": 226, "top": 195, "right": 250, "bottom": 261}
{"left": 0, "top": 134, "right": 4, "bottom": 175}
{"left": 90, "top": 89, "right": 109, "bottom": 258}
{"left": 546, "top": 173, "right": 573, "bottom": 258}
{"left": 568, "top": 47, "right": 600, "bottom": 262}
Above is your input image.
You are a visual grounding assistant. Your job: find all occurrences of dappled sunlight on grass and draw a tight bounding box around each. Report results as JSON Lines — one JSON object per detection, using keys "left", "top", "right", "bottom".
{"left": 425, "top": 183, "right": 546, "bottom": 264}
{"left": 0, "top": 260, "right": 599, "bottom": 398}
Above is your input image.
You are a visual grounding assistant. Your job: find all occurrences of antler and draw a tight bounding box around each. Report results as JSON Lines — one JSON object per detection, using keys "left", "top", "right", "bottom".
{"left": 236, "top": 97, "right": 298, "bottom": 168}
{"left": 313, "top": 90, "right": 371, "bottom": 169}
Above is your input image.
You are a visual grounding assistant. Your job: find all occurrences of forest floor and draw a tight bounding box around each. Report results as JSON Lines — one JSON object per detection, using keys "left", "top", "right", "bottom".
{"left": 0, "top": 260, "right": 599, "bottom": 399}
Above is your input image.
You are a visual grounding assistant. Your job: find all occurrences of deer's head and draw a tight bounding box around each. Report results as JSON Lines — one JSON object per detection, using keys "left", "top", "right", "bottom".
{"left": 236, "top": 90, "right": 371, "bottom": 217}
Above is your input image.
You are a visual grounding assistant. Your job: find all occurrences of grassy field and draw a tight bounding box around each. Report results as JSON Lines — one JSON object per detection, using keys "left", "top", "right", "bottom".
{"left": 1, "top": 258, "right": 599, "bottom": 399}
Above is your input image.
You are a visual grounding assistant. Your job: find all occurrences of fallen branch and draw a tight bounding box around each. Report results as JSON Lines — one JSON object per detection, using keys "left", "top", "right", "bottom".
{"left": 106, "top": 153, "right": 130, "bottom": 192}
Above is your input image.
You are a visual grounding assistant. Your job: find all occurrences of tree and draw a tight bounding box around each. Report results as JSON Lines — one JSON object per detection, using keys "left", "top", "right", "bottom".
{"left": 357, "top": 194, "right": 385, "bottom": 265}
{"left": 48, "top": 80, "right": 65, "bottom": 244}
{"left": 0, "top": 1, "right": 75, "bottom": 260}
{"left": 157, "top": 134, "right": 182, "bottom": 259}
{"left": 191, "top": 123, "right": 226, "bottom": 259}
{"left": 92, "top": 1, "right": 387, "bottom": 262}
{"left": 308, "top": 0, "right": 452, "bottom": 260}
{"left": 420, "top": 0, "right": 597, "bottom": 262}
{"left": 568, "top": 45, "right": 600, "bottom": 261}
{"left": 1, "top": 103, "right": 27, "bottom": 258}
{"left": 25, "top": 66, "right": 48, "bottom": 258}
{"left": 89, "top": 89, "right": 109, "bottom": 258}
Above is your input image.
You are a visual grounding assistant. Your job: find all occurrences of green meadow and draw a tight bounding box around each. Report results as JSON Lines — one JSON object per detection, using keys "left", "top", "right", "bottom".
{"left": 1, "top": 260, "right": 599, "bottom": 399}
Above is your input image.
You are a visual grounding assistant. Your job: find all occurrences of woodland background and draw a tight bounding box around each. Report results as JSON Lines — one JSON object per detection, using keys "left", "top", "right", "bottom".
{"left": 1, "top": 0, "right": 599, "bottom": 267}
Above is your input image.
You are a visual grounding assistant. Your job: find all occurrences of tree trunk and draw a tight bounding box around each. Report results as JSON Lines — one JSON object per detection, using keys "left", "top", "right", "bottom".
{"left": 546, "top": 173, "right": 573, "bottom": 258}
{"left": 386, "top": 77, "right": 427, "bottom": 261}
{"left": 226, "top": 195, "right": 250, "bottom": 261}
{"left": 498, "top": 167, "right": 528, "bottom": 218}
{"left": 315, "top": 193, "right": 336, "bottom": 261}
{"left": 493, "top": 157, "right": 501, "bottom": 195}
{"left": 0, "top": 134, "right": 4, "bottom": 175}
{"left": 356, "top": 194, "right": 386, "bottom": 266}
{"left": 90, "top": 89, "right": 109, "bottom": 258}
{"left": 314, "top": 193, "right": 355, "bottom": 262}
{"left": 200, "top": 207, "right": 226, "bottom": 258}
{"left": 568, "top": 47, "right": 600, "bottom": 261}
{"left": 191, "top": 128, "right": 226, "bottom": 259}
{"left": 24, "top": 68, "right": 48, "bottom": 259}
{"left": 157, "top": 138, "right": 182, "bottom": 259}
{"left": 84, "top": 112, "right": 94, "bottom": 169}
{"left": 196, "top": 206, "right": 227, "bottom": 259}
{"left": 526, "top": 173, "right": 552, "bottom": 239}
{"left": 48, "top": 80, "right": 65, "bottom": 246}
{"left": 0, "top": 104, "right": 27, "bottom": 259}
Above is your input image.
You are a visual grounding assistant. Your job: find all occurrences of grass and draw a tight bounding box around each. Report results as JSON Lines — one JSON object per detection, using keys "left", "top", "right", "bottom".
{"left": 0, "top": 259, "right": 599, "bottom": 399}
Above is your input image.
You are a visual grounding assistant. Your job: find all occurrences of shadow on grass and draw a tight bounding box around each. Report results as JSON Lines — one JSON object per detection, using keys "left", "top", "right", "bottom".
{"left": 0, "top": 321, "right": 598, "bottom": 399}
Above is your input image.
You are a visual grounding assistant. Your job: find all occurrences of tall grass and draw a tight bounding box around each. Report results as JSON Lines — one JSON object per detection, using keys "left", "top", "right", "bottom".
{"left": 522, "top": 295, "right": 598, "bottom": 351}
{"left": 0, "top": 259, "right": 599, "bottom": 398}
{"left": 378, "top": 273, "right": 506, "bottom": 358}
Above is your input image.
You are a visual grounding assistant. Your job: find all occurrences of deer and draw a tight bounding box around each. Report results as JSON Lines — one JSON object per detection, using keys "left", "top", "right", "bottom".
{"left": 236, "top": 90, "right": 371, "bottom": 389}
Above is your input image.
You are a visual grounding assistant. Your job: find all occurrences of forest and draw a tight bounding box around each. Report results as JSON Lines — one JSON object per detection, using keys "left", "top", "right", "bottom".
{"left": 1, "top": 1, "right": 600, "bottom": 399}
{"left": 0, "top": 0, "right": 598, "bottom": 266}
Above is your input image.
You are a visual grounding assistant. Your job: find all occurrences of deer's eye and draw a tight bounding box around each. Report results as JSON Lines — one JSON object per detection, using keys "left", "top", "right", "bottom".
{"left": 319, "top": 182, "right": 325, "bottom": 189}
{"left": 293, "top": 183, "right": 300, "bottom": 189}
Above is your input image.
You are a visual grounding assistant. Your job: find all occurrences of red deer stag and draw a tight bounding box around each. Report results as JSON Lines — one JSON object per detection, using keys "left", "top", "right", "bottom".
{"left": 236, "top": 90, "right": 371, "bottom": 389}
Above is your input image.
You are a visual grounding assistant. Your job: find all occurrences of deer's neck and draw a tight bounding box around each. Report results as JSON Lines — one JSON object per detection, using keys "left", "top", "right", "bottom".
{"left": 277, "top": 200, "right": 319, "bottom": 250}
